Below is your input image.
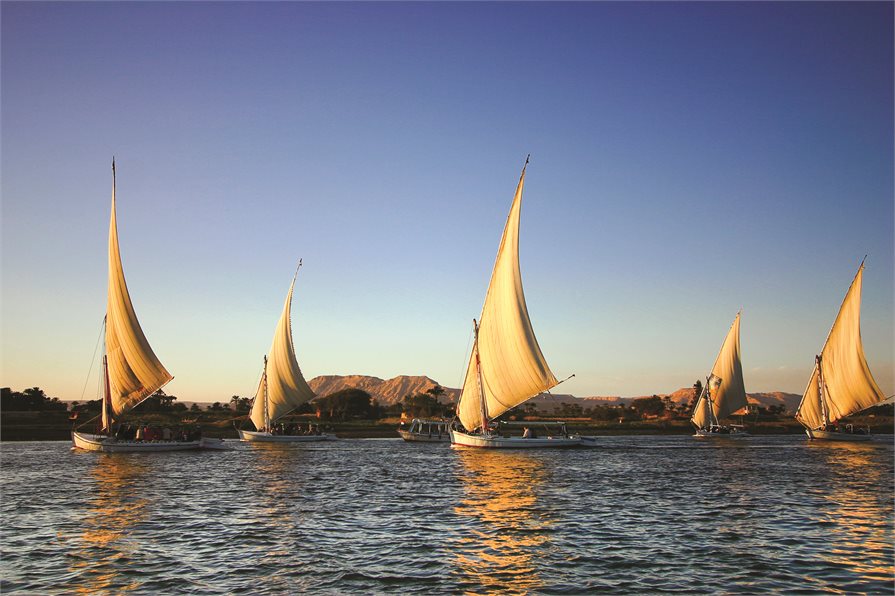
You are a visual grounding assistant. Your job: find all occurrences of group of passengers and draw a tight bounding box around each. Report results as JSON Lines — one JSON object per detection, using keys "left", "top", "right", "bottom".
{"left": 115, "top": 423, "right": 202, "bottom": 442}
{"left": 820, "top": 423, "right": 868, "bottom": 435}
{"left": 708, "top": 425, "right": 733, "bottom": 434}
{"left": 265, "top": 423, "right": 325, "bottom": 436}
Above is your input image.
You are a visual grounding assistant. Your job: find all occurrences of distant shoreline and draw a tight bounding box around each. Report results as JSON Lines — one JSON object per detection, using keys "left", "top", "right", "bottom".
{"left": 2, "top": 411, "right": 891, "bottom": 442}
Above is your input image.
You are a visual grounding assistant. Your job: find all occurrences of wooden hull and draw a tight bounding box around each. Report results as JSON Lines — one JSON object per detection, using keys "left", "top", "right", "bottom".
{"left": 237, "top": 429, "right": 337, "bottom": 442}
{"left": 450, "top": 429, "right": 582, "bottom": 449}
{"left": 71, "top": 431, "right": 214, "bottom": 452}
{"left": 806, "top": 428, "right": 872, "bottom": 442}
{"left": 398, "top": 429, "right": 449, "bottom": 443}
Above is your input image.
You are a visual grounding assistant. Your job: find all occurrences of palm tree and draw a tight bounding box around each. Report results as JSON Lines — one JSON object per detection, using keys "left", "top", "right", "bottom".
{"left": 688, "top": 380, "right": 703, "bottom": 412}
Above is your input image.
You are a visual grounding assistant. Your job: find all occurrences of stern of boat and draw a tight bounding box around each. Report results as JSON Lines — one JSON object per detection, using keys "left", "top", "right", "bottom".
{"left": 71, "top": 431, "right": 107, "bottom": 452}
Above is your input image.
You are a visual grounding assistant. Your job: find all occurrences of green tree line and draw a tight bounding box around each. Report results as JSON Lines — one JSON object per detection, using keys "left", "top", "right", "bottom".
{"left": 1, "top": 387, "right": 68, "bottom": 411}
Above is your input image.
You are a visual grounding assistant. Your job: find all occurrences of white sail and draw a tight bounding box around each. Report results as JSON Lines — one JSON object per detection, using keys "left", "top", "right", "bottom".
{"left": 104, "top": 163, "right": 173, "bottom": 418}
{"left": 796, "top": 264, "right": 884, "bottom": 429}
{"left": 690, "top": 389, "right": 712, "bottom": 430}
{"left": 691, "top": 312, "right": 747, "bottom": 428}
{"left": 249, "top": 271, "right": 315, "bottom": 430}
{"left": 457, "top": 161, "right": 558, "bottom": 432}
{"left": 796, "top": 367, "right": 823, "bottom": 430}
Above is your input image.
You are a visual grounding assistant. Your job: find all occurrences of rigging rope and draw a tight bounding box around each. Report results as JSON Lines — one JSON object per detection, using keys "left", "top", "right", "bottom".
{"left": 455, "top": 323, "right": 475, "bottom": 400}
{"left": 78, "top": 321, "right": 105, "bottom": 402}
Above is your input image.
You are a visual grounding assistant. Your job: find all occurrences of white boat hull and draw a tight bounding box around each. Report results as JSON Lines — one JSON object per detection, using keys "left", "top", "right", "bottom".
{"left": 806, "top": 428, "right": 872, "bottom": 442}
{"left": 693, "top": 427, "right": 750, "bottom": 438}
{"left": 237, "top": 429, "right": 337, "bottom": 442}
{"left": 398, "top": 429, "right": 449, "bottom": 443}
{"left": 450, "top": 429, "right": 582, "bottom": 449}
{"left": 71, "top": 431, "right": 225, "bottom": 452}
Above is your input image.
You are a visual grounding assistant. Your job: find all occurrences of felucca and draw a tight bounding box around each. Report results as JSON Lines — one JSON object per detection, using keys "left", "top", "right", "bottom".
{"left": 450, "top": 157, "right": 583, "bottom": 449}
{"left": 795, "top": 260, "right": 886, "bottom": 441}
{"left": 237, "top": 263, "right": 335, "bottom": 442}
{"left": 690, "top": 312, "right": 750, "bottom": 438}
{"left": 72, "top": 161, "right": 225, "bottom": 452}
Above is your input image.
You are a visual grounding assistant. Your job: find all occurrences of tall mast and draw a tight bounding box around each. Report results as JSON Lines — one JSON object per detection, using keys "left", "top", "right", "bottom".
{"left": 473, "top": 319, "right": 489, "bottom": 433}
{"left": 263, "top": 355, "right": 269, "bottom": 431}
{"left": 816, "top": 355, "right": 828, "bottom": 427}
{"left": 704, "top": 375, "right": 714, "bottom": 427}
{"left": 104, "top": 159, "right": 115, "bottom": 434}
{"left": 101, "top": 354, "right": 112, "bottom": 433}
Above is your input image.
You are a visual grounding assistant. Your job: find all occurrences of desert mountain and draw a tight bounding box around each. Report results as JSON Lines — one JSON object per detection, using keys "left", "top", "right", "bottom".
{"left": 657, "top": 387, "right": 802, "bottom": 413}
{"left": 307, "top": 375, "right": 801, "bottom": 413}
{"left": 308, "top": 375, "right": 459, "bottom": 405}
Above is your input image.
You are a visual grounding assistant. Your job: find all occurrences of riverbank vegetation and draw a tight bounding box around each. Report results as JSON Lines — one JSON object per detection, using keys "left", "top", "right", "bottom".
{"left": 2, "top": 385, "right": 891, "bottom": 441}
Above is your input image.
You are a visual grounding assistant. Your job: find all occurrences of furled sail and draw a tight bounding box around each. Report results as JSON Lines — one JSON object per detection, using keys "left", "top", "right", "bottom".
{"left": 691, "top": 312, "right": 747, "bottom": 428}
{"left": 105, "top": 163, "right": 173, "bottom": 418}
{"left": 249, "top": 271, "right": 315, "bottom": 430}
{"left": 795, "top": 264, "right": 884, "bottom": 429}
{"left": 457, "top": 161, "right": 558, "bottom": 432}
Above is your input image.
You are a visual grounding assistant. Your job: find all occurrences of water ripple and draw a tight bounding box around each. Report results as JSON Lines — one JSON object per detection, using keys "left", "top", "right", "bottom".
{"left": 1, "top": 436, "right": 892, "bottom": 594}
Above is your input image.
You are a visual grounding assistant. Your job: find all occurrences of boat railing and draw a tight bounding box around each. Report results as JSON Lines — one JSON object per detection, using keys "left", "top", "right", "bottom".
{"left": 406, "top": 418, "right": 449, "bottom": 435}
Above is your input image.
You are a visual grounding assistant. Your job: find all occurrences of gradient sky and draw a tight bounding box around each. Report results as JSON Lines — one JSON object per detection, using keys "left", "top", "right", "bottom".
{"left": 2, "top": 2, "right": 893, "bottom": 403}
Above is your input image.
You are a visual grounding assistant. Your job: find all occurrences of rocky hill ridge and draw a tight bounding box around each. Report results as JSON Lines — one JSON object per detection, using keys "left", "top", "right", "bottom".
{"left": 307, "top": 374, "right": 801, "bottom": 413}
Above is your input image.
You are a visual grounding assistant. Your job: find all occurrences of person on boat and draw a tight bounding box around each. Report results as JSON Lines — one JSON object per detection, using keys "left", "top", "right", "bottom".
{"left": 135, "top": 425, "right": 144, "bottom": 441}
{"left": 523, "top": 427, "right": 532, "bottom": 438}
{"left": 162, "top": 426, "right": 172, "bottom": 441}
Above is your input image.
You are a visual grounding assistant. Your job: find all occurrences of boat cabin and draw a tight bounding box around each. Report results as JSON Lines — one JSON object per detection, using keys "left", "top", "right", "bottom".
{"left": 398, "top": 418, "right": 451, "bottom": 442}
{"left": 406, "top": 418, "right": 448, "bottom": 435}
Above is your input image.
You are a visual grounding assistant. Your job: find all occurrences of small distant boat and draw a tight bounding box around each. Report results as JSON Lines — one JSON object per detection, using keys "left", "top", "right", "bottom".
{"left": 72, "top": 160, "right": 225, "bottom": 452}
{"left": 691, "top": 312, "right": 750, "bottom": 438}
{"left": 398, "top": 418, "right": 451, "bottom": 442}
{"left": 237, "top": 263, "right": 336, "bottom": 443}
{"left": 795, "top": 260, "right": 885, "bottom": 442}
{"left": 450, "top": 157, "right": 583, "bottom": 449}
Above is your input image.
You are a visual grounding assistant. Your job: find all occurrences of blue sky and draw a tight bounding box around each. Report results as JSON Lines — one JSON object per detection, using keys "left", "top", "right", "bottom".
{"left": 2, "top": 2, "right": 892, "bottom": 402}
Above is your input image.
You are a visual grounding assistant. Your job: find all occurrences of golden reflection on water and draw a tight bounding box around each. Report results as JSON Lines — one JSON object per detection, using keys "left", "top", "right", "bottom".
{"left": 808, "top": 442, "right": 895, "bottom": 582}
{"left": 242, "top": 444, "right": 306, "bottom": 560}
{"left": 247, "top": 443, "right": 301, "bottom": 516}
{"left": 452, "top": 449, "right": 551, "bottom": 594}
{"left": 68, "top": 454, "right": 150, "bottom": 594}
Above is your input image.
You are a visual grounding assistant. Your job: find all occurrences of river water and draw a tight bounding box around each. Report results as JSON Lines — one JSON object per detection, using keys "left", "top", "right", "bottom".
{"left": 1, "top": 436, "right": 892, "bottom": 594}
